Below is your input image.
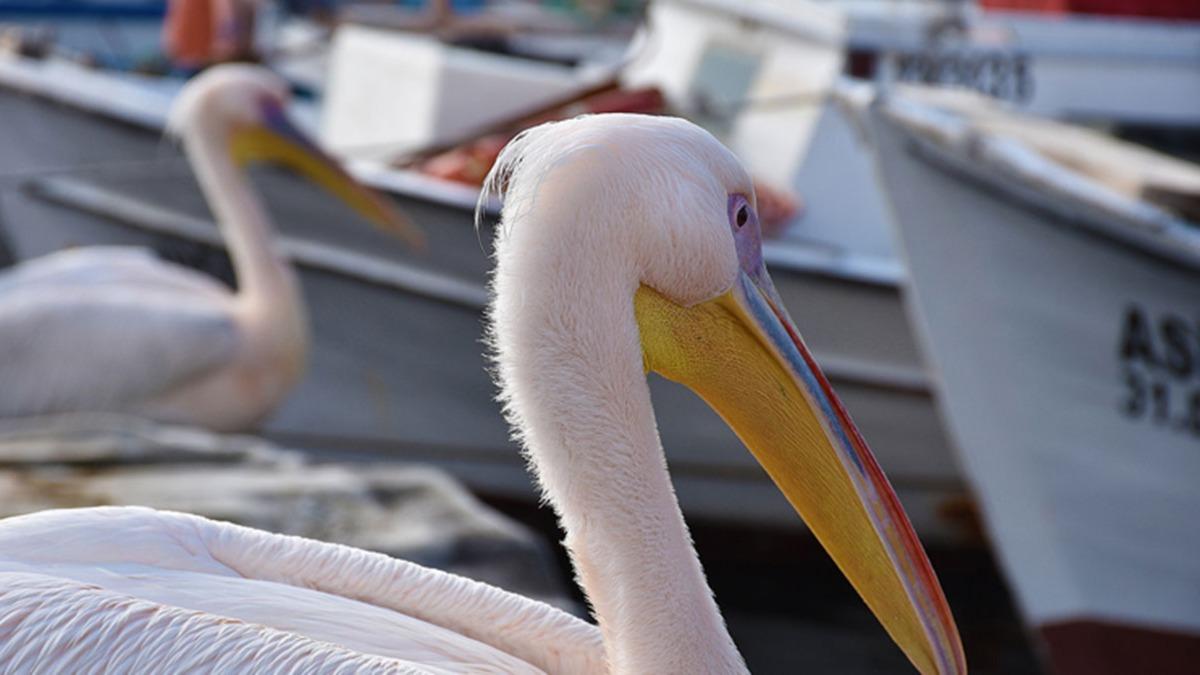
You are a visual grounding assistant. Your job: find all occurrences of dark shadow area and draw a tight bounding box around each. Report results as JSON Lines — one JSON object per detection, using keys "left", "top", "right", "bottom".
{"left": 483, "top": 494, "right": 1043, "bottom": 675}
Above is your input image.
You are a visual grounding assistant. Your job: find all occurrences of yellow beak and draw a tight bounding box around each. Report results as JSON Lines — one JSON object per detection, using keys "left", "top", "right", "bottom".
{"left": 228, "top": 103, "right": 425, "bottom": 250}
{"left": 635, "top": 270, "right": 966, "bottom": 675}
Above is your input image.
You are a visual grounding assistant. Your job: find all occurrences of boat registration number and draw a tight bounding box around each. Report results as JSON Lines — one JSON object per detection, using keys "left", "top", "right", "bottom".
{"left": 1119, "top": 305, "right": 1200, "bottom": 438}
{"left": 889, "top": 49, "right": 1034, "bottom": 104}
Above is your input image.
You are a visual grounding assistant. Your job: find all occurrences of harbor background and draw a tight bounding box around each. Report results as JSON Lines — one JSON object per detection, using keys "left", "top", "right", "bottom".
{"left": 1, "top": 0, "right": 1197, "bottom": 672}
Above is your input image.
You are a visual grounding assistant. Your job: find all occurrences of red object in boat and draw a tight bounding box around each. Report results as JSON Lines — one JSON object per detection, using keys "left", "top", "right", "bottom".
{"left": 980, "top": 0, "right": 1200, "bottom": 19}
{"left": 1070, "top": 0, "right": 1200, "bottom": 19}
{"left": 417, "top": 85, "right": 803, "bottom": 234}
{"left": 163, "top": 0, "right": 261, "bottom": 68}
{"left": 754, "top": 182, "right": 802, "bottom": 238}
{"left": 163, "top": 0, "right": 220, "bottom": 68}
{"left": 979, "top": 0, "right": 1068, "bottom": 12}
{"left": 418, "top": 87, "right": 667, "bottom": 186}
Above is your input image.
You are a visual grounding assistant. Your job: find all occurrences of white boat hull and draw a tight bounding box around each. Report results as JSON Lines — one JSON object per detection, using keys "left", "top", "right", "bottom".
{"left": 871, "top": 96, "right": 1200, "bottom": 672}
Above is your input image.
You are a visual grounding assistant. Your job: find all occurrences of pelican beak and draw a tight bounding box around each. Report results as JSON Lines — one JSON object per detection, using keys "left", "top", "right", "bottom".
{"left": 635, "top": 269, "right": 966, "bottom": 675}
{"left": 228, "top": 99, "right": 425, "bottom": 250}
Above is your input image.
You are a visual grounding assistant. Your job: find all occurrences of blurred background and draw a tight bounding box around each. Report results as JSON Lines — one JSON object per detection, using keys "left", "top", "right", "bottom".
{"left": 0, "top": 0, "right": 1197, "bottom": 672}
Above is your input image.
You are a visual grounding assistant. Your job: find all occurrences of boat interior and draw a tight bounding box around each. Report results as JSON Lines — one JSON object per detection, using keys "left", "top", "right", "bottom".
{"left": 897, "top": 86, "right": 1200, "bottom": 224}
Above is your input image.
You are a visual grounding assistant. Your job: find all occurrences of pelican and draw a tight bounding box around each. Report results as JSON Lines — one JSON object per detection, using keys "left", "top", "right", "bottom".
{"left": 0, "top": 114, "right": 965, "bottom": 673}
{"left": 0, "top": 65, "right": 421, "bottom": 430}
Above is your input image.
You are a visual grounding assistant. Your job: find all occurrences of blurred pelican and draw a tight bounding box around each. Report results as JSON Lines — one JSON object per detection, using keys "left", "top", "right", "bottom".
{"left": 0, "top": 115, "right": 964, "bottom": 673}
{"left": 0, "top": 65, "right": 422, "bottom": 430}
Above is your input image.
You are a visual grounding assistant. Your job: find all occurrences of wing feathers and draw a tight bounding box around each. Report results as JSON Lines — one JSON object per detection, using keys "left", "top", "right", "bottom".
{"left": 0, "top": 287, "right": 238, "bottom": 416}
{"left": 0, "top": 572, "right": 434, "bottom": 674}
{"left": 0, "top": 508, "right": 607, "bottom": 674}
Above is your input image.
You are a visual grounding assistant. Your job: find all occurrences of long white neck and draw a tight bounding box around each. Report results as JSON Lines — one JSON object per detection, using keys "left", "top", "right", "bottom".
{"left": 183, "top": 123, "right": 305, "bottom": 334}
{"left": 493, "top": 218, "right": 746, "bottom": 674}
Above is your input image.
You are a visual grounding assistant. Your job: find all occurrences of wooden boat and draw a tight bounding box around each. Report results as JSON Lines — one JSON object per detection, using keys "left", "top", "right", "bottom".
{"left": 0, "top": 47, "right": 971, "bottom": 539}
{"left": 819, "top": 0, "right": 1200, "bottom": 129}
{"left": 867, "top": 86, "right": 1200, "bottom": 674}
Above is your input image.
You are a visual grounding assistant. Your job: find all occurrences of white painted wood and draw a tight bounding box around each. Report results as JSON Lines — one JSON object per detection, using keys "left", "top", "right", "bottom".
{"left": 322, "top": 26, "right": 584, "bottom": 157}
{"left": 872, "top": 91, "right": 1200, "bottom": 633}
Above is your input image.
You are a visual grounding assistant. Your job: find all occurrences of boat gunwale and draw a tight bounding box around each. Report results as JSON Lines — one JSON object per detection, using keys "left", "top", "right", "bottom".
{"left": 23, "top": 176, "right": 493, "bottom": 310}
{"left": 0, "top": 52, "right": 909, "bottom": 288}
{"left": 878, "top": 97, "right": 1200, "bottom": 275}
{"left": 16, "top": 173, "right": 932, "bottom": 396}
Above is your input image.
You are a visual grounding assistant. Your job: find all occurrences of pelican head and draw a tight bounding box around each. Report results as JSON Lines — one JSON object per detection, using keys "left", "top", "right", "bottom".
{"left": 169, "top": 65, "right": 423, "bottom": 248}
{"left": 487, "top": 114, "right": 965, "bottom": 674}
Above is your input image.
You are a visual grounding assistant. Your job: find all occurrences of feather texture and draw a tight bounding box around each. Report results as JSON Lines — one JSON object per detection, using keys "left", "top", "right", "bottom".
{"left": 0, "top": 507, "right": 606, "bottom": 674}
{"left": 0, "top": 250, "right": 240, "bottom": 417}
{"left": 0, "top": 66, "right": 319, "bottom": 430}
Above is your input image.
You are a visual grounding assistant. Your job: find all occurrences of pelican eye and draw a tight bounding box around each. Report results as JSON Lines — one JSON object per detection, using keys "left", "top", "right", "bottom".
{"left": 736, "top": 205, "right": 749, "bottom": 228}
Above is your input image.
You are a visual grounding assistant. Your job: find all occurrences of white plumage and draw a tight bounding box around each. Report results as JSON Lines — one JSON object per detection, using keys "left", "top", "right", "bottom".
{"left": 0, "top": 247, "right": 240, "bottom": 419}
{"left": 0, "top": 64, "right": 417, "bottom": 430}
{"left": 0, "top": 507, "right": 604, "bottom": 674}
{"left": 0, "top": 113, "right": 962, "bottom": 674}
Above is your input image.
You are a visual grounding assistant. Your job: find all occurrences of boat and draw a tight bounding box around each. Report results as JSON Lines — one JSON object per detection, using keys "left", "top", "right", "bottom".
{"left": 9, "top": 0, "right": 1181, "bottom": 541}
{"left": 0, "top": 43, "right": 978, "bottom": 540}
{"left": 626, "top": 0, "right": 1200, "bottom": 260}
{"left": 866, "top": 86, "right": 1200, "bottom": 674}
{"left": 851, "top": 0, "right": 1200, "bottom": 130}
